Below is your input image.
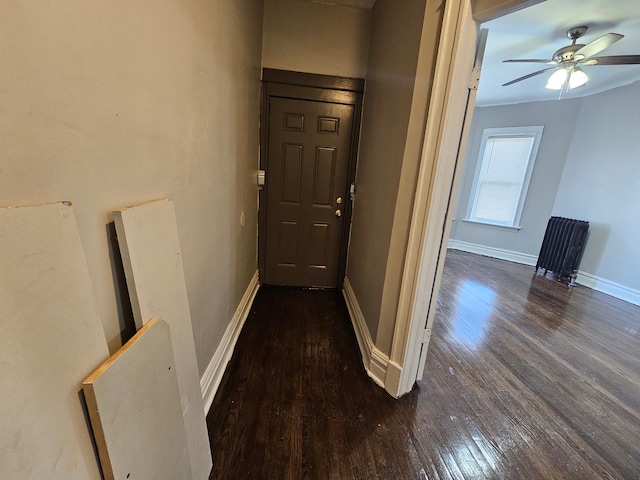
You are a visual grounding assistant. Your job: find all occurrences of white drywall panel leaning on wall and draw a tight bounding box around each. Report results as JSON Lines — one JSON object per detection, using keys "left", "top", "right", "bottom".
{"left": 0, "top": 202, "right": 109, "bottom": 480}
{"left": 83, "top": 318, "right": 192, "bottom": 480}
{"left": 113, "top": 198, "right": 212, "bottom": 479}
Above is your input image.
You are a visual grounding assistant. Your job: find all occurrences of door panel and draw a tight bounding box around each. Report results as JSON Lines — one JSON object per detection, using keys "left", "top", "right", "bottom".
{"left": 264, "top": 96, "right": 354, "bottom": 288}
{"left": 313, "top": 147, "right": 336, "bottom": 206}
{"left": 282, "top": 145, "right": 302, "bottom": 204}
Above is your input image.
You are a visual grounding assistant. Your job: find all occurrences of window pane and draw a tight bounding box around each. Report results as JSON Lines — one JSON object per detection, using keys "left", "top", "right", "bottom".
{"left": 471, "top": 135, "right": 535, "bottom": 225}
{"left": 483, "top": 137, "right": 532, "bottom": 183}
{"left": 474, "top": 182, "right": 521, "bottom": 223}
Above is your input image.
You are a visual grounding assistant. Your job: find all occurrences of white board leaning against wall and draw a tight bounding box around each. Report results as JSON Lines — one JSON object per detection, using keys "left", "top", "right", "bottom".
{"left": 83, "top": 318, "right": 192, "bottom": 480}
{"left": 0, "top": 202, "right": 109, "bottom": 480}
{"left": 113, "top": 198, "right": 212, "bottom": 479}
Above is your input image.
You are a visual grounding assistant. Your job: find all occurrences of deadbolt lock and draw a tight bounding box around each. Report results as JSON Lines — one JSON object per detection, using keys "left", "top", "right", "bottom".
{"left": 335, "top": 209, "right": 342, "bottom": 217}
{"left": 336, "top": 196, "right": 343, "bottom": 204}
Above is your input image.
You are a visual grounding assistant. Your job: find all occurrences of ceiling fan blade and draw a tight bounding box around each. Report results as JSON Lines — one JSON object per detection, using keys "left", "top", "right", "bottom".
{"left": 574, "top": 33, "right": 624, "bottom": 60}
{"left": 502, "top": 67, "right": 558, "bottom": 87}
{"left": 503, "top": 59, "right": 557, "bottom": 64}
{"left": 581, "top": 55, "right": 640, "bottom": 66}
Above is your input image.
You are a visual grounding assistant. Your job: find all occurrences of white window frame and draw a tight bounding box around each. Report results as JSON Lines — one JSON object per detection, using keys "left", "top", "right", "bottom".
{"left": 464, "top": 125, "right": 544, "bottom": 230}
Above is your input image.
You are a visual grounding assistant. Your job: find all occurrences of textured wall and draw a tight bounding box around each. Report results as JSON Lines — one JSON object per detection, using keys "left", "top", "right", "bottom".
{"left": 346, "top": 0, "right": 431, "bottom": 353}
{"left": 262, "top": 0, "right": 372, "bottom": 78}
{"left": 451, "top": 82, "right": 640, "bottom": 293}
{"left": 553, "top": 81, "right": 640, "bottom": 291}
{"left": 0, "top": 0, "right": 264, "bottom": 373}
{"left": 451, "top": 99, "right": 581, "bottom": 256}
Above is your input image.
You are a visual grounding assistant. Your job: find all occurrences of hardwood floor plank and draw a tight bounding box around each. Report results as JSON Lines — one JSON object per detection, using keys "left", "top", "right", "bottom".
{"left": 207, "top": 251, "right": 640, "bottom": 479}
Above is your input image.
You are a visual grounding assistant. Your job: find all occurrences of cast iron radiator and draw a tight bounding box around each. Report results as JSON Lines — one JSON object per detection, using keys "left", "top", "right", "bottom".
{"left": 536, "top": 216, "right": 589, "bottom": 284}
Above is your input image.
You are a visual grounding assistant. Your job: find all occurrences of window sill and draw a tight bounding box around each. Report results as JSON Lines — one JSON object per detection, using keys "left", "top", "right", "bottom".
{"left": 462, "top": 219, "right": 522, "bottom": 232}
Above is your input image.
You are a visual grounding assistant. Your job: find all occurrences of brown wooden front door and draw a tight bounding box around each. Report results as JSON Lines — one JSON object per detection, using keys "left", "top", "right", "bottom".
{"left": 263, "top": 94, "right": 356, "bottom": 288}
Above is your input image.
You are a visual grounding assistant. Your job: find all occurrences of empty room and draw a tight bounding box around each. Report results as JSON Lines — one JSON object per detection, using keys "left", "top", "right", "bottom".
{"left": 2, "top": 0, "right": 639, "bottom": 479}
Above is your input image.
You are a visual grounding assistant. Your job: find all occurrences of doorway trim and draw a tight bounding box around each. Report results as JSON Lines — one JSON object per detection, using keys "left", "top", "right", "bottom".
{"left": 384, "top": 0, "right": 479, "bottom": 397}
{"left": 258, "top": 69, "right": 364, "bottom": 288}
{"left": 386, "top": 0, "right": 545, "bottom": 397}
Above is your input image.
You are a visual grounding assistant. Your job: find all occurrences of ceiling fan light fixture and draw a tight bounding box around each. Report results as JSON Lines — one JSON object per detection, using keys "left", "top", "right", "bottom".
{"left": 545, "top": 68, "right": 568, "bottom": 90}
{"left": 569, "top": 67, "right": 589, "bottom": 89}
{"left": 501, "top": 25, "right": 640, "bottom": 95}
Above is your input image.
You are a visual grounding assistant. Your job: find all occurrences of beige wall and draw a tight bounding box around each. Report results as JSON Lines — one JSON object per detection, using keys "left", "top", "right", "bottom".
{"left": 376, "top": 0, "right": 445, "bottom": 354}
{"left": 553, "top": 82, "right": 640, "bottom": 292}
{"left": 262, "top": 0, "right": 372, "bottom": 78}
{"left": 451, "top": 82, "right": 640, "bottom": 300}
{"left": 0, "top": 0, "right": 264, "bottom": 373}
{"left": 451, "top": 99, "right": 582, "bottom": 255}
{"left": 346, "top": 0, "right": 445, "bottom": 354}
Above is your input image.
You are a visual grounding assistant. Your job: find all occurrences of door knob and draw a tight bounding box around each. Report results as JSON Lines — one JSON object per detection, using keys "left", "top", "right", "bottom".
{"left": 336, "top": 196, "right": 343, "bottom": 204}
{"left": 335, "top": 210, "right": 342, "bottom": 217}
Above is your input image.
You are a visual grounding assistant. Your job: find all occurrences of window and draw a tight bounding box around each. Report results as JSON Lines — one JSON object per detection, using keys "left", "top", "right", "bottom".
{"left": 465, "top": 126, "right": 543, "bottom": 229}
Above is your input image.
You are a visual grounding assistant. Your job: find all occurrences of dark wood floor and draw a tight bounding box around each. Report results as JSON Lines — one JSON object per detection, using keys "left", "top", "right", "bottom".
{"left": 207, "top": 250, "right": 640, "bottom": 479}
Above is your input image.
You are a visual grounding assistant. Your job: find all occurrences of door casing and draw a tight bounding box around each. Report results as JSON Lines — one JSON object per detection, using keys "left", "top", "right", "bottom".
{"left": 258, "top": 69, "right": 364, "bottom": 288}
{"left": 385, "top": 0, "right": 479, "bottom": 397}
{"left": 388, "top": 0, "right": 543, "bottom": 398}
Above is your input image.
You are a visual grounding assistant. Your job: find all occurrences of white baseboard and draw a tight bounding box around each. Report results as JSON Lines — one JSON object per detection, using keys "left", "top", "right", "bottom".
{"left": 200, "top": 271, "right": 260, "bottom": 413}
{"left": 342, "top": 277, "right": 389, "bottom": 388}
{"left": 448, "top": 239, "right": 537, "bottom": 266}
{"left": 448, "top": 239, "right": 640, "bottom": 307}
{"left": 576, "top": 271, "right": 640, "bottom": 307}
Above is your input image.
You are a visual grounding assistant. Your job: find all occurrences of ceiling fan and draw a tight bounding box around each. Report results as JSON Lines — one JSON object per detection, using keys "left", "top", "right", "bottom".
{"left": 502, "top": 26, "right": 640, "bottom": 90}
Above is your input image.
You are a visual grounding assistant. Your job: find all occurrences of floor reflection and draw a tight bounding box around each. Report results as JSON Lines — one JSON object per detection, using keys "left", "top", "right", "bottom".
{"left": 526, "top": 273, "right": 570, "bottom": 330}
{"left": 209, "top": 250, "right": 640, "bottom": 479}
{"left": 447, "top": 279, "right": 496, "bottom": 349}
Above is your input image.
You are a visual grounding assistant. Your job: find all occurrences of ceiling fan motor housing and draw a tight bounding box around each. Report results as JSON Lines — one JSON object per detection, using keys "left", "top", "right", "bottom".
{"left": 553, "top": 44, "right": 585, "bottom": 63}
{"left": 554, "top": 26, "right": 589, "bottom": 63}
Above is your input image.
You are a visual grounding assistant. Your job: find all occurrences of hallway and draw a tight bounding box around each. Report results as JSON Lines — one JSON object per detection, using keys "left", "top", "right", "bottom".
{"left": 207, "top": 250, "right": 640, "bottom": 479}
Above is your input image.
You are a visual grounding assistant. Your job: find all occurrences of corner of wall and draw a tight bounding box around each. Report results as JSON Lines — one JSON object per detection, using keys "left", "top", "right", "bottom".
{"left": 382, "top": 361, "right": 404, "bottom": 398}
{"left": 200, "top": 271, "right": 260, "bottom": 413}
{"left": 576, "top": 271, "right": 640, "bottom": 307}
{"left": 370, "top": 0, "right": 445, "bottom": 355}
{"left": 448, "top": 239, "right": 537, "bottom": 266}
{"left": 342, "top": 277, "right": 389, "bottom": 389}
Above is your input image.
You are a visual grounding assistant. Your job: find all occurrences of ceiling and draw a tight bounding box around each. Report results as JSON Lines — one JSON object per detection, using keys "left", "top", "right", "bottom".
{"left": 477, "top": 0, "right": 640, "bottom": 106}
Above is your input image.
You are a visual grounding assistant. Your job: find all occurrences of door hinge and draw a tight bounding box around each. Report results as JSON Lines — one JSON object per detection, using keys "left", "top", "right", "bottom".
{"left": 422, "top": 327, "right": 432, "bottom": 343}
{"left": 468, "top": 67, "right": 481, "bottom": 90}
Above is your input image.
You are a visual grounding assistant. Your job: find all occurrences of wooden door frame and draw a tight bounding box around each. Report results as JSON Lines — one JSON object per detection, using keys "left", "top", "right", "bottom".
{"left": 258, "top": 69, "right": 364, "bottom": 288}
{"left": 386, "top": 0, "right": 546, "bottom": 397}
{"left": 385, "top": 0, "right": 479, "bottom": 397}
